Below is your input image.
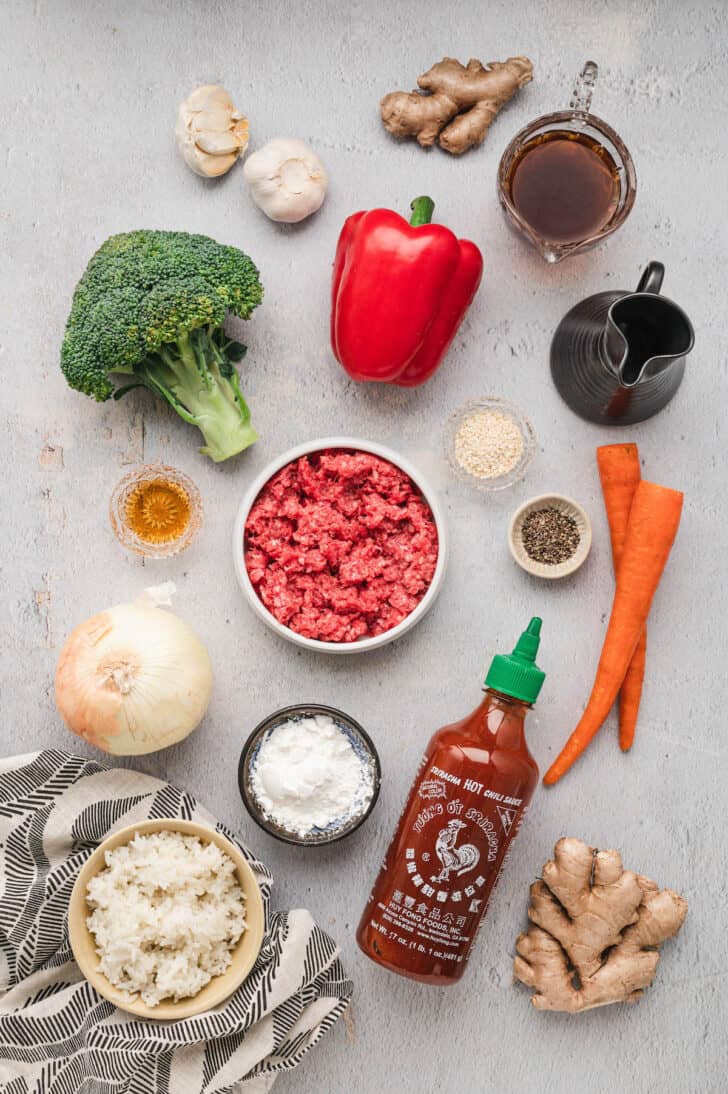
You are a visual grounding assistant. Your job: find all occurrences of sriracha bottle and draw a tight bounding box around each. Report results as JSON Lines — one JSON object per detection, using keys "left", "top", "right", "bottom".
{"left": 357, "top": 618, "right": 546, "bottom": 985}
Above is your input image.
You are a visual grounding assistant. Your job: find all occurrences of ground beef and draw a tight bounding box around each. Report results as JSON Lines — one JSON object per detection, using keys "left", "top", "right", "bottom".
{"left": 244, "top": 449, "right": 439, "bottom": 643}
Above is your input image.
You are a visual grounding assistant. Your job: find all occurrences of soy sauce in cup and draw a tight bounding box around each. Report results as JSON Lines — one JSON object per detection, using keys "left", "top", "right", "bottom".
{"left": 505, "top": 130, "right": 620, "bottom": 246}
{"left": 497, "top": 62, "right": 636, "bottom": 263}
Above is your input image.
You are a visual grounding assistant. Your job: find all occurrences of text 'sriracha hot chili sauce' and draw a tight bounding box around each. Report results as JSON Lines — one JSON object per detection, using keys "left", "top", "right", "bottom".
{"left": 357, "top": 618, "right": 546, "bottom": 984}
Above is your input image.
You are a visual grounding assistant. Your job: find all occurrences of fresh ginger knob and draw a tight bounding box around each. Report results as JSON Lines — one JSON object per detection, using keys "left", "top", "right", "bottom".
{"left": 381, "top": 56, "right": 533, "bottom": 155}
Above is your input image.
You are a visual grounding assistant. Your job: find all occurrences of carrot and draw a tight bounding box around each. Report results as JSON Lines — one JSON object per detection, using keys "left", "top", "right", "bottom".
{"left": 544, "top": 480, "right": 683, "bottom": 785}
{"left": 618, "top": 633, "right": 646, "bottom": 750}
{"left": 596, "top": 443, "right": 646, "bottom": 751}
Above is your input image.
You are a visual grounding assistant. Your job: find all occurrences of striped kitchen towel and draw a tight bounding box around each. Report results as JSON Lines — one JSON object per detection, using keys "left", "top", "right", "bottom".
{"left": 0, "top": 751, "right": 352, "bottom": 1094}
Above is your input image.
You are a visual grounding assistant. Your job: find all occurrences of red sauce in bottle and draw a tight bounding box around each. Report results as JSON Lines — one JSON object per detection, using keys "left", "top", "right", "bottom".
{"left": 357, "top": 619, "right": 545, "bottom": 985}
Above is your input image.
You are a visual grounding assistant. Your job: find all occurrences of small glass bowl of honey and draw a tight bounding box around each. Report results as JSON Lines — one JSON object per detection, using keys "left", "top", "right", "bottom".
{"left": 109, "top": 463, "right": 203, "bottom": 559}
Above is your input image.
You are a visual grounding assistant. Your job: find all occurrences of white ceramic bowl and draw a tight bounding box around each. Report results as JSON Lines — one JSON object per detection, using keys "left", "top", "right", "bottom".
{"left": 233, "top": 437, "right": 448, "bottom": 654}
{"left": 508, "top": 494, "right": 592, "bottom": 579}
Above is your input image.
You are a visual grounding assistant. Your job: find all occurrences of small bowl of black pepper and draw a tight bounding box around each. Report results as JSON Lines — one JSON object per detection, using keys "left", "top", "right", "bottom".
{"left": 509, "top": 494, "right": 592, "bottom": 579}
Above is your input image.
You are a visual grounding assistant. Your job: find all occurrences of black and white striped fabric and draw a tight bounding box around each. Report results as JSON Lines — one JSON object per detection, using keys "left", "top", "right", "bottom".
{"left": 0, "top": 751, "right": 352, "bottom": 1094}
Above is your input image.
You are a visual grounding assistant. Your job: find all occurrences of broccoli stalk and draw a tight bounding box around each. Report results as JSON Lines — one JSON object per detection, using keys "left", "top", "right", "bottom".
{"left": 60, "top": 230, "right": 264, "bottom": 462}
{"left": 119, "top": 328, "right": 257, "bottom": 463}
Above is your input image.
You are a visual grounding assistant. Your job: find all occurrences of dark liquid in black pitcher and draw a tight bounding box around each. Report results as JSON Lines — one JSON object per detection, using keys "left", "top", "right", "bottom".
{"left": 616, "top": 315, "right": 660, "bottom": 385}
{"left": 506, "top": 131, "right": 620, "bottom": 246}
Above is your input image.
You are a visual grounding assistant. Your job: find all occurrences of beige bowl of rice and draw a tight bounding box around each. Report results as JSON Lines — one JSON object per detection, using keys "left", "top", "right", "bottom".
{"left": 69, "top": 819, "right": 265, "bottom": 1020}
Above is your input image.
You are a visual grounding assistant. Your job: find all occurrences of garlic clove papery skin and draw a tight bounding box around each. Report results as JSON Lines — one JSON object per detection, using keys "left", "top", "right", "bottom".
{"left": 176, "top": 84, "right": 249, "bottom": 179}
{"left": 243, "top": 137, "right": 328, "bottom": 223}
{"left": 55, "top": 603, "right": 213, "bottom": 756}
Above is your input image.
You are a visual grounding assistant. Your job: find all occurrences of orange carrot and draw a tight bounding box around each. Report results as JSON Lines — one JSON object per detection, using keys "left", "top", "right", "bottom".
{"left": 544, "top": 480, "right": 683, "bottom": 785}
{"left": 596, "top": 443, "right": 646, "bottom": 751}
{"left": 618, "top": 635, "right": 646, "bottom": 750}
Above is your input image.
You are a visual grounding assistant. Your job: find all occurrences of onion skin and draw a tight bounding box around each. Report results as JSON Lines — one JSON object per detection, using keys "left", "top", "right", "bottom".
{"left": 54, "top": 603, "right": 213, "bottom": 756}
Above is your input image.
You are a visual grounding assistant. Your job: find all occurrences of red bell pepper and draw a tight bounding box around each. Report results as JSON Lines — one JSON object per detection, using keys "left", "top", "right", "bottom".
{"left": 331, "top": 196, "right": 483, "bottom": 387}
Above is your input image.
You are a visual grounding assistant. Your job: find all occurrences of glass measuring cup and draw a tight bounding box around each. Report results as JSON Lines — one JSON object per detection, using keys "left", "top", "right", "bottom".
{"left": 497, "top": 62, "right": 636, "bottom": 263}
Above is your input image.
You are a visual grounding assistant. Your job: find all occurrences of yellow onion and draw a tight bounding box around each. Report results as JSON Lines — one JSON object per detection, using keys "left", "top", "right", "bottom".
{"left": 55, "top": 584, "right": 213, "bottom": 756}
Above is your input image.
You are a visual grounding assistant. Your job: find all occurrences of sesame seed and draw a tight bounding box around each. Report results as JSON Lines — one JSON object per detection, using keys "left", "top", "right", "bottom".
{"left": 454, "top": 410, "right": 524, "bottom": 480}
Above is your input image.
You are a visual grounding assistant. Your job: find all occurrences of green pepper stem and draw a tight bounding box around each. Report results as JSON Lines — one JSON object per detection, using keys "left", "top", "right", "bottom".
{"left": 409, "top": 196, "right": 435, "bottom": 226}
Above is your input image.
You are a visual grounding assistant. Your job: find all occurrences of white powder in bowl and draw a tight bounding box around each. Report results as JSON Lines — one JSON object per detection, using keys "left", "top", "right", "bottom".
{"left": 85, "top": 830, "right": 247, "bottom": 1007}
{"left": 250, "top": 713, "right": 375, "bottom": 838}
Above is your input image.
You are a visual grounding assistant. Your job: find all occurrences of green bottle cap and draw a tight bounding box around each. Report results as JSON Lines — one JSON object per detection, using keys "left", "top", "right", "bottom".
{"left": 484, "top": 618, "right": 546, "bottom": 704}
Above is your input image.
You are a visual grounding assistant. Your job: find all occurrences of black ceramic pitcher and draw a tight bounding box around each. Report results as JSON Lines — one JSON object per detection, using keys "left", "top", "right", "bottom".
{"left": 550, "top": 262, "right": 694, "bottom": 424}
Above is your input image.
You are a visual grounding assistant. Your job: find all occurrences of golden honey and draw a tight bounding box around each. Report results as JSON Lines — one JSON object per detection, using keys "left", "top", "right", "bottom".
{"left": 124, "top": 478, "right": 192, "bottom": 544}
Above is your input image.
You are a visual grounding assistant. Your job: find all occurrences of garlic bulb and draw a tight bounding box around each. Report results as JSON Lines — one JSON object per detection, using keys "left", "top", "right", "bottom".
{"left": 243, "top": 138, "right": 328, "bottom": 223}
{"left": 176, "top": 84, "right": 249, "bottom": 178}
{"left": 55, "top": 584, "right": 213, "bottom": 756}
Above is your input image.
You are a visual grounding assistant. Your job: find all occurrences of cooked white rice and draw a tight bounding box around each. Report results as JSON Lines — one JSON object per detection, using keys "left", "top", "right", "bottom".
{"left": 85, "top": 830, "right": 247, "bottom": 1006}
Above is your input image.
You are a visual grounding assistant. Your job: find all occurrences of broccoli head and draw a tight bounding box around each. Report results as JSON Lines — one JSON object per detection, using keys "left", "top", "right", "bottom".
{"left": 60, "top": 230, "right": 264, "bottom": 462}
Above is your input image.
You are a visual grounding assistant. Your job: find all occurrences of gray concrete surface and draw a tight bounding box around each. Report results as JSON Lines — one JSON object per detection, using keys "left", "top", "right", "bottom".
{"left": 2, "top": 1, "right": 726, "bottom": 1091}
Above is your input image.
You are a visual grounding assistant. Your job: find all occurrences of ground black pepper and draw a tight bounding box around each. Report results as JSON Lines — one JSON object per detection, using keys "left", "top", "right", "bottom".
{"left": 521, "top": 507, "right": 580, "bottom": 564}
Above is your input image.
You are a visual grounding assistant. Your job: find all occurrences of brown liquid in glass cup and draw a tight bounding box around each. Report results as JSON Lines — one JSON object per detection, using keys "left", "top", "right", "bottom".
{"left": 497, "top": 63, "right": 636, "bottom": 263}
{"left": 505, "top": 131, "right": 620, "bottom": 246}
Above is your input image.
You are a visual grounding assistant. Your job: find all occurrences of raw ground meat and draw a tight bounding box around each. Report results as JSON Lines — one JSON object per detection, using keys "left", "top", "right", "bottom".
{"left": 244, "top": 449, "right": 439, "bottom": 642}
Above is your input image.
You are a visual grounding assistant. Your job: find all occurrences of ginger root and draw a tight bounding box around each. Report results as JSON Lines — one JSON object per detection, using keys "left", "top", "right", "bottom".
{"left": 380, "top": 56, "right": 533, "bottom": 155}
{"left": 514, "top": 837, "right": 687, "bottom": 1013}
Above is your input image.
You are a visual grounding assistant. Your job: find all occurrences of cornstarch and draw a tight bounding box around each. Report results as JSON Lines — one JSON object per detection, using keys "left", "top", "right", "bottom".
{"left": 250, "top": 713, "right": 375, "bottom": 837}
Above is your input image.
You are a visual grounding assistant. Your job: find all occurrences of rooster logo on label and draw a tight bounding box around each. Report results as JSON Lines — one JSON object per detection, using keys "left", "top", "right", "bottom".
{"left": 430, "top": 819, "right": 480, "bottom": 882}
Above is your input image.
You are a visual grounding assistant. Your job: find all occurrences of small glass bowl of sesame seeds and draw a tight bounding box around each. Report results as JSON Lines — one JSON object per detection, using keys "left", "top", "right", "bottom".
{"left": 444, "top": 397, "right": 536, "bottom": 492}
